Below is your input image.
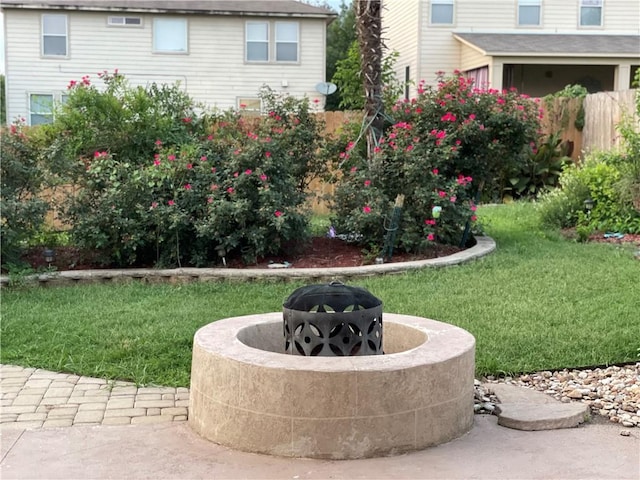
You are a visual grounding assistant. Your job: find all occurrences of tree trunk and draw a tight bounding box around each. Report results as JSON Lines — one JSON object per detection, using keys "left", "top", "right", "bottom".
{"left": 355, "top": 0, "right": 384, "bottom": 162}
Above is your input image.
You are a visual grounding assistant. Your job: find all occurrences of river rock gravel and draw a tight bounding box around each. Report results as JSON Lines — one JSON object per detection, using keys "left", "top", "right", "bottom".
{"left": 483, "top": 362, "right": 640, "bottom": 427}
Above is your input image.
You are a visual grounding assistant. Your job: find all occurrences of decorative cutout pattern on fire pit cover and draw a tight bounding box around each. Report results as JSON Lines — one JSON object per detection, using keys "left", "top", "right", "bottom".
{"left": 283, "top": 281, "right": 383, "bottom": 356}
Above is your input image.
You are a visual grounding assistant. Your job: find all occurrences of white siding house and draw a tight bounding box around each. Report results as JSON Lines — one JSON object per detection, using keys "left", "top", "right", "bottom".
{"left": 1, "top": 0, "right": 336, "bottom": 125}
{"left": 383, "top": 0, "right": 640, "bottom": 98}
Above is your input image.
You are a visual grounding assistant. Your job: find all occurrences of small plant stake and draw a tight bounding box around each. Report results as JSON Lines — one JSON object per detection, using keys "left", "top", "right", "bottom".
{"left": 379, "top": 194, "right": 404, "bottom": 262}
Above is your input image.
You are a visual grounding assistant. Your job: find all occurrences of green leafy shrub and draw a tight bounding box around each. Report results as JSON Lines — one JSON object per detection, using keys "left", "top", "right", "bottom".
{"left": 328, "top": 72, "right": 540, "bottom": 252}
{"left": 1, "top": 120, "right": 50, "bottom": 267}
{"left": 50, "top": 74, "right": 324, "bottom": 267}
{"left": 537, "top": 151, "right": 640, "bottom": 233}
{"left": 332, "top": 41, "right": 404, "bottom": 111}
{"left": 543, "top": 84, "right": 588, "bottom": 131}
{"left": 614, "top": 69, "right": 640, "bottom": 212}
{"left": 504, "top": 132, "right": 571, "bottom": 200}
{"left": 536, "top": 73, "right": 640, "bottom": 235}
{"left": 536, "top": 164, "right": 589, "bottom": 229}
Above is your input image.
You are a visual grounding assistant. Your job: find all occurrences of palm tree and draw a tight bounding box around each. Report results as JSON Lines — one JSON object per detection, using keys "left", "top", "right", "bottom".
{"left": 355, "top": 0, "right": 384, "bottom": 161}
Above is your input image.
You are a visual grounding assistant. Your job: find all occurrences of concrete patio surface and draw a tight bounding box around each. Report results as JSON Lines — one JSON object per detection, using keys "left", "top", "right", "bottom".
{"left": 1, "top": 361, "right": 640, "bottom": 479}
{"left": 1, "top": 364, "right": 638, "bottom": 480}
{"left": 1, "top": 414, "right": 638, "bottom": 480}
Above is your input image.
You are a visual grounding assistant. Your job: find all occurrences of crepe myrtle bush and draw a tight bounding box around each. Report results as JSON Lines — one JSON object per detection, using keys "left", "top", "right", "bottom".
{"left": 329, "top": 72, "right": 539, "bottom": 251}
{"left": 59, "top": 77, "right": 325, "bottom": 267}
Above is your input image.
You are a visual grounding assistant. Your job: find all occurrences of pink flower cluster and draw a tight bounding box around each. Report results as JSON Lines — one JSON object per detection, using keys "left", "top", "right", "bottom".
{"left": 440, "top": 112, "right": 457, "bottom": 122}
{"left": 67, "top": 75, "right": 91, "bottom": 90}
{"left": 268, "top": 111, "right": 283, "bottom": 121}
{"left": 456, "top": 174, "right": 473, "bottom": 186}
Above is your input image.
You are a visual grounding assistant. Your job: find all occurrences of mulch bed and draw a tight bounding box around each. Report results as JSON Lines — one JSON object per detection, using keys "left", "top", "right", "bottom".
{"left": 18, "top": 229, "right": 640, "bottom": 273}
{"left": 561, "top": 228, "right": 640, "bottom": 246}
{"left": 18, "top": 237, "right": 464, "bottom": 271}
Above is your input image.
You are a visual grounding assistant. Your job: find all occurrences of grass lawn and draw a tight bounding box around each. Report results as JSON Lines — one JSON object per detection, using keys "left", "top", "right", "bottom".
{"left": 1, "top": 203, "right": 638, "bottom": 386}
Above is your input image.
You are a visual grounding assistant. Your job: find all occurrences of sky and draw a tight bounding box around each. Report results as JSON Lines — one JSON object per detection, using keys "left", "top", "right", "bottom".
{"left": 323, "top": 0, "right": 344, "bottom": 10}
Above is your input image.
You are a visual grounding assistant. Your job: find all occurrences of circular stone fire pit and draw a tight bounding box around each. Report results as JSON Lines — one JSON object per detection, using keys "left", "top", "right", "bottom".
{"left": 189, "top": 312, "right": 475, "bottom": 459}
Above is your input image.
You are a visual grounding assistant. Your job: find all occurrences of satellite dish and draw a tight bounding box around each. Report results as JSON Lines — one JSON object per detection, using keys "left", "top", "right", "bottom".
{"left": 315, "top": 82, "right": 337, "bottom": 96}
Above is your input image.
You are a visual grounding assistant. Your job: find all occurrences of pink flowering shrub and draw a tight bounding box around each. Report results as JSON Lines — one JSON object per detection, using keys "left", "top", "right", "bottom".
{"left": 46, "top": 71, "right": 198, "bottom": 181}
{"left": 393, "top": 73, "right": 542, "bottom": 198}
{"left": 330, "top": 72, "right": 541, "bottom": 252}
{"left": 51, "top": 75, "right": 323, "bottom": 266}
{"left": 1, "top": 119, "right": 50, "bottom": 266}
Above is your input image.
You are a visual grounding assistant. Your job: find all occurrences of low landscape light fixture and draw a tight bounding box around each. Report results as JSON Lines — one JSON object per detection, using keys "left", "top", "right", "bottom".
{"left": 42, "top": 248, "right": 55, "bottom": 266}
{"left": 584, "top": 198, "right": 594, "bottom": 213}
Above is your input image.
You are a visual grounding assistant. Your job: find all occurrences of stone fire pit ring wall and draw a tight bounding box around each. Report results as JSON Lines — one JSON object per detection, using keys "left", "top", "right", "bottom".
{"left": 189, "top": 312, "right": 476, "bottom": 460}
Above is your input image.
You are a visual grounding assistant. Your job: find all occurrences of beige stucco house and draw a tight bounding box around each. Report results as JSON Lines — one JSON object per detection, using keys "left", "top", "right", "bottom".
{"left": 1, "top": 0, "right": 336, "bottom": 125}
{"left": 383, "top": 0, "right": 640, "bottom": 98}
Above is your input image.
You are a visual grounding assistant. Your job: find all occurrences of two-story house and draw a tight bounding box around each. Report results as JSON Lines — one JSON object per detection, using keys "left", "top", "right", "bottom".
{"left": 383, "top": 0, "right": 640, "bottom": 98}
{"left": 1, "top": 0, "right": 336, "bottom": 125}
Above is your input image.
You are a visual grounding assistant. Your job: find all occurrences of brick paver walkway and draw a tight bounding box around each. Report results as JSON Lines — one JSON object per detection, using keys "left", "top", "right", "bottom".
{"left": 0, "top": 365, "right": 189, "bottom": 430}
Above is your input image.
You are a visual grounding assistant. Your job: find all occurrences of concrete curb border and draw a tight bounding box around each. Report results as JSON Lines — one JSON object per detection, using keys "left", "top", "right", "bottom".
{"left": 0, "top": 236, "right": 495, "bottom": 287}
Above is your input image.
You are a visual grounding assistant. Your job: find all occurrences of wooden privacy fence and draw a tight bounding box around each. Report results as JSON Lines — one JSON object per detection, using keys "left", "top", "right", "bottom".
{"left": 582, "top": 90, "right": 638, "bottom": 154}
{"left": 306, "top": 110, "right": 363, "bottom": 215}
{"left": 540, "top": 89, "right": 638, "bottom": 163}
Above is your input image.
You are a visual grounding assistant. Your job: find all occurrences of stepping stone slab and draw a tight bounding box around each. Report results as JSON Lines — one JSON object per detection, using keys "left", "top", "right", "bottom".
{"left": 487, "top": 383, "right": 590, "bottom": 431}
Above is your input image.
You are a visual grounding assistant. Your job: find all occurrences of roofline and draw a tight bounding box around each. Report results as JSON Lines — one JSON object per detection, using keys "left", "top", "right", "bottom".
{"left": 453, "top": 33, "right": 487, "bottom": 55}
{"left": 493, "top": 52, "right": 640, "bottom": 58}
{"left": 0, "top": 3, "right": 337, "bottom": 20}
{"left": 452, "top": 33, "right": 640, "bottom": 59}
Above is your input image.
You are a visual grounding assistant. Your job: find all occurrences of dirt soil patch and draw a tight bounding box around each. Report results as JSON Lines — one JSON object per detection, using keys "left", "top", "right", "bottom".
{"left": 19, "top": 230, "right": 640, "bottom": 273}
{"left": 20, "top": 237, "right": 465, "bottom": 272}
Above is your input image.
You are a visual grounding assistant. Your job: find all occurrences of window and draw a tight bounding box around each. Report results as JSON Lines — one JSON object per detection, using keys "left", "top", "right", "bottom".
{"left": 238, "top": 98, "right": 261, "bottom": 115}
{"left": 580, "top": 0, "right": 602, "bottom": 26}
{"left": 518, "top": 0, "right": 541, "bottom": 26}
{"left": 42, "top": 14, "right": 67, "bottom": 56}
{"left": 430, "top": 0, "right": 454, "bottom": 24}
{"left": 28, "top": 93, "right": 69, "bottom": 125}
{"left": 246, "top": 21, "right": 299, "bottom": 63}
{"left": 108, "top": 16, "right": 142, "bottom": 27}
{"left": 275, "top": 22, "right": 298, "bottom": 62}
{"left": 153, "top": 18, "right": 188, "bottom": 53}
{"left": 246, "top": 22, "right": 269, "bottom": 61}
{"left": 29, "top": 94, "right": 54, "bottom": 125}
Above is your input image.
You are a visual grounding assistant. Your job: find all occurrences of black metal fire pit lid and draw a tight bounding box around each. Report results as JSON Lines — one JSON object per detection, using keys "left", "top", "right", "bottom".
{"left": 283, "top": 281, "right": 382, "bottom": 313}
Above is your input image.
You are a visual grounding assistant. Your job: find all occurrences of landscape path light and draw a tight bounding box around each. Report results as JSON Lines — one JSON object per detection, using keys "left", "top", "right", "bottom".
{"left": 42, "top": 248, "right": 56, "bottom": 267}
{"left": 584, "top": 198, "right": 594, "bottom": 215}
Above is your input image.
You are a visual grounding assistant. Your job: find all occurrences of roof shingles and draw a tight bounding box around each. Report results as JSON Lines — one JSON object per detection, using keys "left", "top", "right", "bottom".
{"left": 454, "top": 33, "right": 640, "bottom": 57}
{"left": 0, "top": 0, "right": 336, "bottom": 17}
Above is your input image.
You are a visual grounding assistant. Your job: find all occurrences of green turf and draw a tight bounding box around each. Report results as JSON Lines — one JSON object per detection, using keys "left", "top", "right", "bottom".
{"left": 2, "top": 202, "right": 638, "bottom": 386}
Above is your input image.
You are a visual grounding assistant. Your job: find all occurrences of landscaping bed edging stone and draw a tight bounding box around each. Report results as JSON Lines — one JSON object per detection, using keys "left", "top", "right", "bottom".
{"left": 0, "top": 236, "right": 495, "bottom": 287}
